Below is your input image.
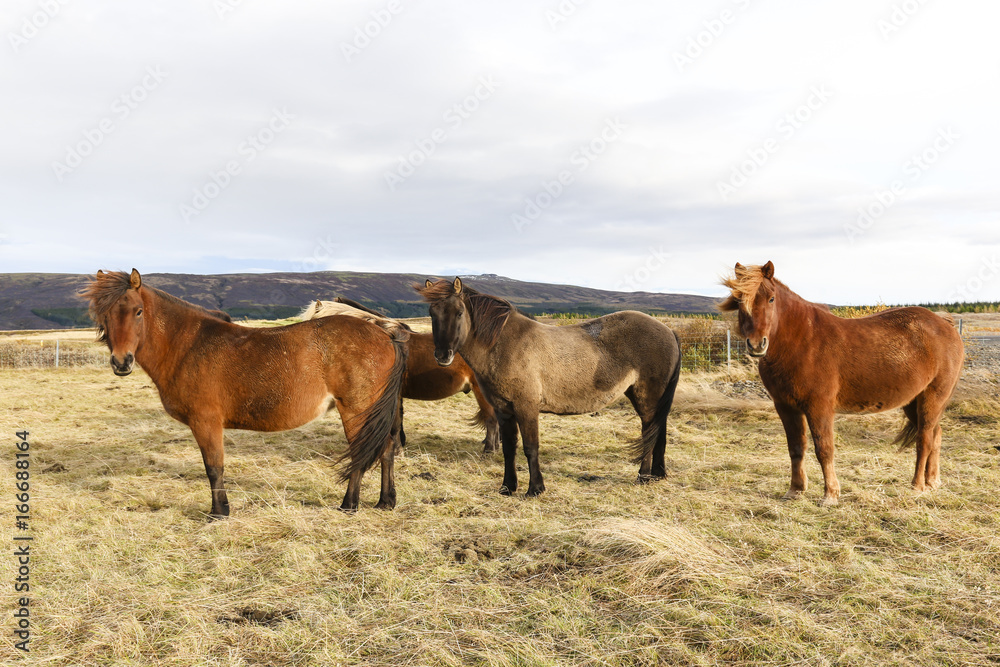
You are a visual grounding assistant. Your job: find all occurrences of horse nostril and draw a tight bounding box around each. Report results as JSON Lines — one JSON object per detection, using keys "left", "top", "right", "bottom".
{"left": 761, "top": 337, "right": 768, "bottom": 347}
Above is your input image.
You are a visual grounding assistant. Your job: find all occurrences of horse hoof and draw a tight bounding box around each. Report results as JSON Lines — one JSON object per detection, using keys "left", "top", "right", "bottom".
{"left": 781, "top": 490, "right": 804, "bottom": 501}
{"left": 499, "top": 486, "right": 514, "bottom": 496}
{"left": 636, "top": 474, "right": 663, "bottom": 485}
{"left": 525, "top": 487, "right": 545, "bottom": 497}
{"left": 818, "top": 496, "right": 839, "bottom": 507}
{"left": 374, "top": 501, "right": 396, "bottom": 511}
{"left": 338, "top": 504, "right": 359, "bottom": 514}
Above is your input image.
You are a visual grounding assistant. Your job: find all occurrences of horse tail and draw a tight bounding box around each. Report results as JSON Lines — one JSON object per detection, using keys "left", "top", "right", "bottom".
{"left": 892, "top": 405, "right": 920, "bottom": 452}
{"left": 631, "top": 331, "right": 682, "bottom": 464}
{"left": 338, "top": 326, "right": 409, "bottom": 481}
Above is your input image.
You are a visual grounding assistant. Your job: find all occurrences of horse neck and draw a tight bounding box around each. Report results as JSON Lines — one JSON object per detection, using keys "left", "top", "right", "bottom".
{"left": 135, "top": 288, "right": 200, "bottom": 384}
{"left": 769, "top": 281, "right": 825, "bottom": 360}
{"left": 458, "top": 297, "right": 521, "bottom": 371}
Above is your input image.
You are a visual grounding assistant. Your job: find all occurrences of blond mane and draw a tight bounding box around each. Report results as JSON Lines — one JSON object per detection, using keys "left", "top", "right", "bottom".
{"left": 719, "top": 264, "right": 770, "bottom": 313}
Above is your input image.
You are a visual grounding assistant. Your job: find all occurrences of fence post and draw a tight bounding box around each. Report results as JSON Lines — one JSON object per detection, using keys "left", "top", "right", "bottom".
{"left": 55, "top": 340, "right": 60, "bottom": 368}
{"left": 726, "top": 329, "right": 731, "bottom": 369}
{"left": 958, "top": 318, "right": 963, "bottom": 336}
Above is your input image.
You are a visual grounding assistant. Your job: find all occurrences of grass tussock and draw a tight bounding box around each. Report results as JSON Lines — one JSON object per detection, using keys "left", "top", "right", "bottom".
{"left": 1, "top": 364, "right": 999, "bottom": 665}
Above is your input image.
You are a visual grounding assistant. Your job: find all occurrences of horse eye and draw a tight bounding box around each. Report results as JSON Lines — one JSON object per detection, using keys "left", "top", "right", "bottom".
{"left": 136, "top": 308, "right": 143, "bottom": 317}
{"left": 768, "top": 297, "right": 774, "bottom": 303}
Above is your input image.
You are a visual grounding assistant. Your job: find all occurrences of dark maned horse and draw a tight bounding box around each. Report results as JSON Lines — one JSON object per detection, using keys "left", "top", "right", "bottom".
{"left": 301, "top": 297, "right": 500, "bottom": 452}
{"left": 720, "top": 261, "right": 964, "bottom": 506}
{"left": 82, "top": 269, "right": 409, "bottom": 517}
{"left": 416, "top": 278, "right": 682, "bottom": 497}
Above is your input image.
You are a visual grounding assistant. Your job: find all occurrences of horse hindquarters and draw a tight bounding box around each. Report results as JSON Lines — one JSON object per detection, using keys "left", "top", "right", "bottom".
{"left": 338, "top": 332, "right": 409, "bottom": 511}
{"left": 631, "top": 331, "right": 682, "bottom": 482}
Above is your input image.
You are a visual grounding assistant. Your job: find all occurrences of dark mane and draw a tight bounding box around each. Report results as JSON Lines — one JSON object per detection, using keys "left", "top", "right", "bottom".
{"left": 415, "top": 279, "right": 512, "bottom": 348}
{"left": 80, "top": 271, "right": 133, "bottom": 343}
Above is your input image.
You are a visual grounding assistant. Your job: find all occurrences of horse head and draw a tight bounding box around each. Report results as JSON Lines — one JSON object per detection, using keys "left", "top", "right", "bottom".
{"left": 720, "top": 261, "right": 777, "bottom": 358}
{"left": 416, "top": 278, "right": 471, "bottom": 367}
{"left": 84, "top": 268, "right": 146, "bottom": 376}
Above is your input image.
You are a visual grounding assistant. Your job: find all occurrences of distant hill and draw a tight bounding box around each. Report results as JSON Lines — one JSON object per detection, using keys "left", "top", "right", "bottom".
{"left": 0, "top": 271, "right": 721, "bottom": 331}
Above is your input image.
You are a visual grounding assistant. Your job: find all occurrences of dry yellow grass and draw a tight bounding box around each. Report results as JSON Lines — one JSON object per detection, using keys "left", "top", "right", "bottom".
{"left": 1, "top": 356, "right": 999, "bottom": 665}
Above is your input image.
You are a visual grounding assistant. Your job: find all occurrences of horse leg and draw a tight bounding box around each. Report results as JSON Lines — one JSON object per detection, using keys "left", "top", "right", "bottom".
{"left": 516, "top": 411, "right": 545, "bottom": 497}
{"left": 625, "top": 386, "right": 660, "bottom": 483}
{"left": 190, "top": 421, "right": 229, "bottom": 519}
{"left": 375, "top": 439, "right": 397, "bottom": 510}
{"left": 775, "top": 403, "right": 808, "bottom": 500}
{"left": 471, "top": 381, "right": 500, "bottom": 454}
{"left": 498, "top": 412, "right": 520, "bottom": 495}
{"left": 340, "top": 470, "right": 362, "bottom": 512}
{"left": 925, "top": 424, "right": 943, "bottom": 489}
{"left": 805, "top": 409, "right": 839, "bottom": 506}
{"left": 914, "top": 387, "right": 950, "bottom": 491}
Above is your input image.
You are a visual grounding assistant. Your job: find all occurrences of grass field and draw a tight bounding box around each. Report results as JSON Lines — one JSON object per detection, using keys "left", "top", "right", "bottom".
{"left": 1, "top": 346, "right": 1000, "bottom": 664}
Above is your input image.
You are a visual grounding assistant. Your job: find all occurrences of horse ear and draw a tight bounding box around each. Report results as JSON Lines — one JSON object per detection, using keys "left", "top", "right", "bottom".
{"left": 734, "top": 262, "right": 746, "bottom": 276}
{"left": 761, "top": 261, "right": 774, "bottom": 280}
{"left": 315, "top": 300, "right": 322, "bottom": 308}
{"left": 453, "top": 277, "right": 463, "bottom": 294}
{"left": 129, "top": 269, "right": 142, "bottom": 290}
{"left": 96, "top": 269, "right": 105, "bottom": 277}
{"left": 425, "top": 279, "right": 433, "bottom": 288}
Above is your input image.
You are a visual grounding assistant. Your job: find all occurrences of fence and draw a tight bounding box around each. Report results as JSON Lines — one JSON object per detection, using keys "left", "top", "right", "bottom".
{"left": 677, "top": 330, "right": 747, "bottom": 372}
{"left": 0, "top": 340, "right": 107, "bottom": 369}
{"left": 0, "top": 326, "right": 991, "bottom": 373}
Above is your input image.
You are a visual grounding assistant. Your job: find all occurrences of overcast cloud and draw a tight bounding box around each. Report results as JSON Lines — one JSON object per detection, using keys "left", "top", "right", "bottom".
{"left": 1, "top": 0, "right": 998, "bottom": 305}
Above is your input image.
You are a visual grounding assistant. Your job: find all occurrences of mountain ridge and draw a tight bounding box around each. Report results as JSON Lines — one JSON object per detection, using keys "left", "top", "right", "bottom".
{"left": 0, "top": 271, "right": 721, "bottom": 330}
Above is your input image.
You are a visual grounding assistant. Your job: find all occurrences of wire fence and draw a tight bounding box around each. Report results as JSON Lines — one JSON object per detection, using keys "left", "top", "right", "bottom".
{"left": 0, "top": 340, "right": 107, "bottom": 369}
{"left": 0, "top": 325, "right": 992, "bottom": 372}
{"left": 677, "top": 330, "right": 747, "bottom": 372}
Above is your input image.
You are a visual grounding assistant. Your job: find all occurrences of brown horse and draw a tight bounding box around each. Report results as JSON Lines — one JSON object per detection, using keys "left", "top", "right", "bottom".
{"left": 720, "top": 261, "right": 964, "bottom": 505}
{"left": 416, "top": 278, "right": 682, "bottom": 497}
{"left": 301, "top": 297, "right": 500, "bottom": 452}
{"left": 82, "top": 269, "right": 408, "bottom": 517}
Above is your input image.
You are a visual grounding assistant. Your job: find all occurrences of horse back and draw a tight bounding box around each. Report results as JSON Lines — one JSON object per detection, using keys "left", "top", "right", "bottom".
{"left": 488, "top": 310, "right": 679, "bottom": 415}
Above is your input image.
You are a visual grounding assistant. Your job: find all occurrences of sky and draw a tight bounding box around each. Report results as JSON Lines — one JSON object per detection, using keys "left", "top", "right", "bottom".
{"left": 1, "top": 0, "right": 998, "bottom": 305}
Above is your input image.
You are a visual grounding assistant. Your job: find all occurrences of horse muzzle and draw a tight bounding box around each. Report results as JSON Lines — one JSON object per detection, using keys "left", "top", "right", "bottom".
{"left": 434, "top": 349, "right": 455, "bottom": 367}
{"left": 746, "top": 337, "right": 768, "bottom": 358}
{"left": 111, "top": 353, "right": 134, "bottom": 376}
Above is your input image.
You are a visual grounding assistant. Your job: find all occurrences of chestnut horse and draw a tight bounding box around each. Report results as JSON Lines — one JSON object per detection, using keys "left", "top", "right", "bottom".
{"left": 301, "top": 297, "right": 500, "bottom": 452}
{"left": 720, "top": 261, "right": 964, "bottom": 505}
{"left": 417, "top": 278, "right": 682, "bottom": 497}
{"left": 82, "top": 269, "right": 408, "bottom": 517}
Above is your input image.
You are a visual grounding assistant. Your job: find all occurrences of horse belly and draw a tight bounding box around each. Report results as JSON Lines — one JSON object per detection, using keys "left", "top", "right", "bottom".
{"left": 226, "top": 390, "right": 335, "bottom": 432}
{"left": 539, "top": 373, "right": 635, "bottom": 415}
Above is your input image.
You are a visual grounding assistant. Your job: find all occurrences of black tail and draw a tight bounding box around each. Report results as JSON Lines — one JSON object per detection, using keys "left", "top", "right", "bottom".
{"left": 892, "top": 405, "right": 920, "bottom": 452}
{"left": 631, "top": 331, "right": 683, "bottom": 464}
{"left": 338, "top": 328, "right": 409, "bottom": 481}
